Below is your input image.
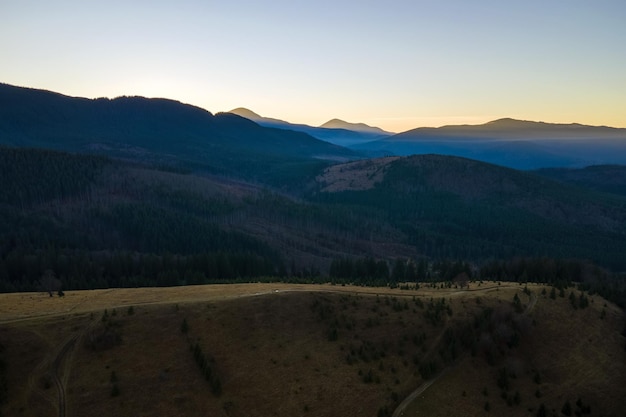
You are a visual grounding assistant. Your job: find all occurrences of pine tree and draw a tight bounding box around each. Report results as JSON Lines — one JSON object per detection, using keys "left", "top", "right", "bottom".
{"left": 561, "top": 400, "right": 572, "bottom": 416}
{"left": 181, "top": 318, "right": 189, "bottom": 334}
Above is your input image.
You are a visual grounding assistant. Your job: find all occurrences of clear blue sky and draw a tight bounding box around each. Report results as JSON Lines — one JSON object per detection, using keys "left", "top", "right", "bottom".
{"left": 2, "top": 0, "right": 625, "bottom": 132}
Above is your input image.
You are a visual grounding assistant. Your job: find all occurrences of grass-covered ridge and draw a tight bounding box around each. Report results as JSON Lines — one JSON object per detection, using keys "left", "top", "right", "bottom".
{"left": 0, "top": 282, "right": 624, "bottom": 417}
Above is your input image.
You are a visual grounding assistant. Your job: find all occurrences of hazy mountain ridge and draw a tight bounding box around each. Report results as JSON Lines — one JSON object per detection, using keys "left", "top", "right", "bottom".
{"left": 319, "top": 118, "right": 393, "bottom": 135}
{"left": 355, "top": 118, "right": 626, "bottom": 169}
{"left": 228, "top": 107, "right": 289, "bottom": 127}
{"left": 228, "top": 107, "right": 392, "bottom": 147}
{"left": 398, "top": 118, "right": 626, "bottom": 139}
{"left": 225, "top": 108, "right": 626, "bottom": 169}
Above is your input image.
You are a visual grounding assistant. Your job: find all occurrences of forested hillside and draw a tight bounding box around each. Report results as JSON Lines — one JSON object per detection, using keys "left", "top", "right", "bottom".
{"left": 534, "top": 165, "right": 626, "bottom": 197}
{"left": 0, "top": 147, "right": 279, "bottom": 290}
{"left": 313, "top": 155, "right": 626, "bottom": 269}
{"left": 0, "top": 147, "right": 411, "bottom": 292}
{"left": 1, "top": 147, "right": 626, "bottom": 309}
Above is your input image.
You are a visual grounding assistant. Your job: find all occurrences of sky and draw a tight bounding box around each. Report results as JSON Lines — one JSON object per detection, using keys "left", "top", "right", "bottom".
{"left": 2, "top": 0, "right": 626, "bottom": 133}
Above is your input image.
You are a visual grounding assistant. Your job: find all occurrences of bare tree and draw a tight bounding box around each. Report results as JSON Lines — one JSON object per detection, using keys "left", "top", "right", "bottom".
{"left": 453, "top": 272, "right": 469, "bottom": 289}
{"left": 38, "top": 269, "right": 61, "bottom": 297}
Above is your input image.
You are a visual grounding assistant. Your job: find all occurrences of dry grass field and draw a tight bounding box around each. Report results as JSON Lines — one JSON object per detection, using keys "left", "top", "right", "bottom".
{"left": 0, "top": 282, "right": 624, "bottom": 417}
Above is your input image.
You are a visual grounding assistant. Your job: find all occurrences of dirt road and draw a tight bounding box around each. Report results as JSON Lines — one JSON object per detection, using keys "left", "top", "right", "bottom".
{"left": 51, "top": 336, "right": 76, "bottom": 417}
{"left": 392, "top": 286, "right": 539, "bottom": 417}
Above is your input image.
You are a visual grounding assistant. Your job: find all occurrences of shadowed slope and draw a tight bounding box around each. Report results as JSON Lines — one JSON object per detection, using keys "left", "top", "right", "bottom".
{"left": 0, "top": 83, "right": 357, "bottom": 180}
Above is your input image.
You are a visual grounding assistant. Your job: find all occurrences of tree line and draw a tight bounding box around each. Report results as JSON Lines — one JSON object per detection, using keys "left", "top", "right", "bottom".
{"left": 1, "top": 248, "right": 624, "bottom": 309}
{"left": 0, "top": 250, "right": 279, "bottom": 292}
{"left": 328, "top": 256, "right": 626, "bottom": 308}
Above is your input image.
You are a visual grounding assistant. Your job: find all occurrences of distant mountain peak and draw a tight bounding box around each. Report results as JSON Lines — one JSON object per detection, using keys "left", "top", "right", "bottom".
{"left": 228, "top": 107, "right": 263, "bottom": 121}
{"left": 485, "top": 118, "right": 545, "bottom": 128}
{"left": 483, "top": 118, "right": 607, "bottom": 130}
{"left": 323, "top": 118, "right": 349, "bottom": 126}
{"left": 224, "top": 109, "right": 392, "bottom": 146}
{"left": 320, "top": 119, "right": 392, "bottom": 135}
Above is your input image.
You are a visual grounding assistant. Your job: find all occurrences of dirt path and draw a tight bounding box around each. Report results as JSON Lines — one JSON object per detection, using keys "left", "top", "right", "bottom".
{"left": 391, "top": 303, "right": 455, "bottom": 417}
{"left": 48, "top": 318, "right": 96, "bottom": 417}
{"left": 391, "top": 287, "right": 540, "bottom": 417}
{"left": 0, "top": 282, "right": 532, "bottom": 324}
{"left": 392, "top": 367, "right": 453, "bottom": 417}
{"left": 51, "top": 336, "right": 76, "bottom": 417}
{"left": 526, "top": 292, "right": 538, "bottom": 314}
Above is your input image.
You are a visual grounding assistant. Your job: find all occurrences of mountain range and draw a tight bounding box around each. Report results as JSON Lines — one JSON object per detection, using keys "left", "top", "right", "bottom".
{"left": 1, "top": 82, "right": 626, "bottom": 298}
{"left": 4, "top": 82, "right": 626, "bottom": 172}
{"left": 228, "top": 107, "right": 393, "bottom": 147}
{"left": 353, "top": 118, "right": 626, "bottom": 169}
{"left": 0, "top": 83, "right": 357, "bottom": 185}
{"left": 227, "top": 106, "right": 626, "bottom": 170}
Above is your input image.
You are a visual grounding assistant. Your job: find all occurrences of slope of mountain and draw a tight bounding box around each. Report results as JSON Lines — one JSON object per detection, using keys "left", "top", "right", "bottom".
{"left": 228, "top": 107, "right": 391, "bottom": 147}
{"left": 0, "top": 83, "right": 358, "bottom": 183}
{"left": 0, "top": 146, "right": 413, "bottom": 291}
{"left": 534, "top": 165, "right": 626, "bottom": 197}
{"left": 228, "top": 107, "right": 292, "bottom": 127}
{"left": 313, "top": 154, "right": 626, "bottom": 270}
{"left": 354, "top": 118, "right": 626, "bottom": 169}
{"left": 2, "top": 283, "right": 624, "bottom": 417}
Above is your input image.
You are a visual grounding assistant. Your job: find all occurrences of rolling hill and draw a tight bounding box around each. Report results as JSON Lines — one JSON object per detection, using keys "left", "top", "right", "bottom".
{"left": 354, "top": 118, "right": 626, "bottom": 169}
{"left": 0, "top": 282, "right": 624, "bottom": 417}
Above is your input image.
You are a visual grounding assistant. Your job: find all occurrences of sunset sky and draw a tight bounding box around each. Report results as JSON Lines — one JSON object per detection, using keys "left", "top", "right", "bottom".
{"left": 2, "top": 0, "right": 625, "bottom": 133}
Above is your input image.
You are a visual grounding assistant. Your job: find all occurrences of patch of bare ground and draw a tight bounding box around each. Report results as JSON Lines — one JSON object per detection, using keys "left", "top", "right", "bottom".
{"left": 0, "top": 282, "right": 623, "bottom": 417}
{"left": 316, "top": 156, "right": 400, "bottom": 192}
